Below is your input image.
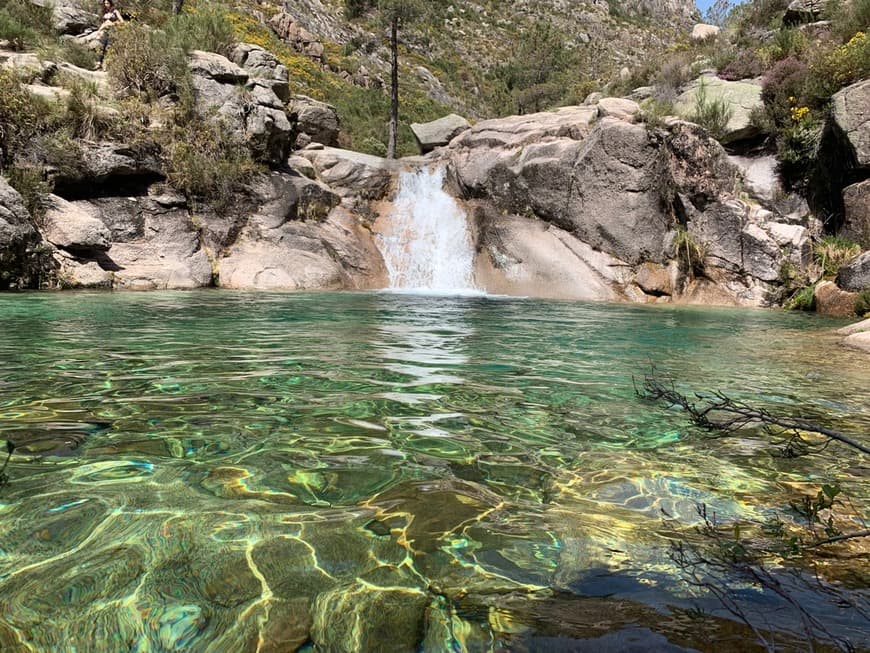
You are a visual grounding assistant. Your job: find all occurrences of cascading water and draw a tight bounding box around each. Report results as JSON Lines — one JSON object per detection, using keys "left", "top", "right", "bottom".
{"left": 375, "top": 166, "right": 478, "bottom": 292}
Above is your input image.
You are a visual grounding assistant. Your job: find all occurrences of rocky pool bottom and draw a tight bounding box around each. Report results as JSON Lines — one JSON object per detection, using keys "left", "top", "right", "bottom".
{"left": 0, "top": 291, "right": 867, "bottom": 651}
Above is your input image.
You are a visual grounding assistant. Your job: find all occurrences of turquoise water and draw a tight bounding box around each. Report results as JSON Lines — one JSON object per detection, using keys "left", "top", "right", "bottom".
{"left": 0, "top": 291, "right": 867, "bottom": 651}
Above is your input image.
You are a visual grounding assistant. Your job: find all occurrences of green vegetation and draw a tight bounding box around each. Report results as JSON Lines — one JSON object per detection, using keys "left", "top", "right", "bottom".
{"left": 690, "top": 79, "right": 732, "bottom": 141}
{"left": 855, "top": 289, "right": 870, "bottom": 316}
{"left": 815, "top": 235, "right": 861, "bottom": 278}
{"left": 5, "top": 164, "right": 50, "bottom": 224}
{"left": 672, "top": 227, "right": 709, "bottom": 278}
{"left": 785, "top": 283, "right": 816, "bottom": 311}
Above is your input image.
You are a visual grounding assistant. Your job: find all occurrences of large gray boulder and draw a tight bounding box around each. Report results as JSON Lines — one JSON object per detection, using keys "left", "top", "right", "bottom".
{"left": 298, "top": 146, "right": 394, "bottom": 199}
{"left": 453, "top": 116, "right": 669, "bottom": 265}
{"left": 42, "top": 195, "right": 110, "bottom": 252}
{"left": 784, "top": 0, "right": 830, "bottom": 24}
{"left": 837, "top": 251, "right": 870, "bottom": 292}
{"left": 218, "top": 173, "right": 384, "bottom": 290}
{"left": 675, "top": 75, "right": 764, "bottom": 144}
{"left": 230, "top": 43, "right": 290, "bottom": 102}
{"left": 29, "top": 0, "right": 97, "bottom": 35}
{"left": 691, "top": 23, "right": 720, "bottom": 40}
{"left": 832, "top": 79, "right": 870, "bottom": 169}
{"left": 188, "top": 51, "right": 292, "bottom": 166}
{"left": 72, "top": 193, "right": 213, "bottom": 290}
{"left": 288, "top": 96, "right": 340, "bottom": 148}
{"left": 410, "top": 114, "right": 470, "bottom": 153}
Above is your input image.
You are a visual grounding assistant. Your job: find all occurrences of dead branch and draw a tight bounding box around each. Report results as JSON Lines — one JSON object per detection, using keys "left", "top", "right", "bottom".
{"left": 634, "top": 369, "right": 869, "bottom": 456}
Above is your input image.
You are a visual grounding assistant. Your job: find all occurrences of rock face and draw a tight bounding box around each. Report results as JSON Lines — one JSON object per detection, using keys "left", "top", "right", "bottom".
{"left": 188, "top": 51, "right": 293, "bottom": 166}
{"left": 29, "top": 0, "right": 97, "bottom": 36}
{"left": 230, "top": 43, "right": 291, "bottom": 102}
{"left": 841, "top": 180, "right": 870, "bottom": 248}
{"left": 445, "top": 107, "right": 811, "bottom": 304}
{"left": 299, "top": 146, "right": 395, "bottom": 199}
{"left": 270, "top": 11, "right": 325, "bottom": 61}
{"left": 784, "top": 0, "right": 830, "bottom": 24}
{"left": 410, "top": 114, "right": 471, "bottom": 153}
{"left": 837, "top": 251, "right": 870, "bottom": 292}
{"left": 675, "top": 75, "right": 764, "bottom": 144}
{"left": 832, "top": 79, "right": 870, "bottom": 169}
{"left": 288, "top": 96, "right": 340, "bottom": 148}
{"left": 42, "top": 195, "right": 110, "bottom": 252}
{"left": 0, "top": 178, "right": 51, "bottom": 289}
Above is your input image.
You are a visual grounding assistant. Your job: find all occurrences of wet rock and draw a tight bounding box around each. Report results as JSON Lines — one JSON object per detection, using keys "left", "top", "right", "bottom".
{"left": 836, "top": 251, "right": 870, "bottom": 292}
{"left": 310, "top": 582, "right": 427, "bottom": 653}
{"left": 473, "top": 207, "right": 628, "bottom": 301}
{"left": 837, "top": 317, "right": 870, "bottom": 335}
{"left": 814, "top": 280, "right": 857, "bottom": 316}
{"left": 410, "top": 114, "right": 471, "bottom": 153}
{"left": 832, "top": 79, "right": 870, "bottom": 169}
{"left": 844, "top": 331, "right": 870, "bottom": 352}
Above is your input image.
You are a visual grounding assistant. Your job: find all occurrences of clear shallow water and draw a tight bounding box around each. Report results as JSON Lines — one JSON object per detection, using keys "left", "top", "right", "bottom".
{"left": 0, "top": 291, "right": 867, "bottom": 652}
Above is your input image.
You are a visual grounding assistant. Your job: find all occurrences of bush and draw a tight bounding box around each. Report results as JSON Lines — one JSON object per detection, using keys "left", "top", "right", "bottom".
{"left": 718, "top": 48, "right": 764, "bottom": 81}
{"left": 0, "top": 8, "right": 38, "bottom": 50}
{"left": 105, "top": 23, "right": 190, "bottom": 101}
{"left": 690, "top": 79, "right": 732, "bottom": 141}
{"left": 163, "top": 117, "right": 260, "bottom": 212}
{"left": 761, "top": 57, "right": 812, "bottom": 125}
{"left": 5, "top": 165, "right": 50, "bottom": 224}
{"left": 0, "top": 70, "right": 50, "bottom": 167}
{"left": 163, "top": 5, "right": 235, "bottom": 57}
{"left": 814, "top": 235, "right": 860, "bottom": 278}
{"left": 785, "top": 284, "right": 816, "bottom": 311}
{"left": 855, "top": 289, "right": 870, "bottom": 316}
{"left": 826, "top": 0, "right": 870, "bottom": 42}
{"left": 64, "top": 82, "right": 118, "bottom": 140}
{"left": 58, "top": 41, "right": 98, "bottom": 70}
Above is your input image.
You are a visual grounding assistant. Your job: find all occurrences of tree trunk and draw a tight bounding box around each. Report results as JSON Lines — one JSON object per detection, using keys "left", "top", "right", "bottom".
{"left": 386, "top": 15, "right": 399, "bottom": 159}
{"left": 172, "top": 0, "right": 184, "bottom": 15}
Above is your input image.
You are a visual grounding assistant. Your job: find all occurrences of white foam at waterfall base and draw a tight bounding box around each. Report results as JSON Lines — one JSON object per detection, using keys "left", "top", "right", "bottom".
{"left": 376, "top": 167, "right": 479, "bottom": 293}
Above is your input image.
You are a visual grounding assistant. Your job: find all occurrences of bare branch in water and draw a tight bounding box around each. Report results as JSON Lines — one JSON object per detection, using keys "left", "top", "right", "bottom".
{"left": 634, "top": 368, "right": 869, "bottom": 456}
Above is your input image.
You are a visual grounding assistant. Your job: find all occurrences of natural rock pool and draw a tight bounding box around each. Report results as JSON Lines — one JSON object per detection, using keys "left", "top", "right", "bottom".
{"left": 0, "top": 291, "right": 867, "bottom": 651}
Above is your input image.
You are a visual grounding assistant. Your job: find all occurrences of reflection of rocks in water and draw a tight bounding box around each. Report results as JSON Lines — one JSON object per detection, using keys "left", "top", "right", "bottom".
{"left": 3, "top": 419, "right": 110, "bottom": 457}
{"left": 311, "top": 581, "right": 428, "bottom": 652}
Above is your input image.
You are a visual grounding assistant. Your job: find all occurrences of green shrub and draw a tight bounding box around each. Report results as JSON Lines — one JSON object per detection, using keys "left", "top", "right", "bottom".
{"left": 58, "top": 41, "right": 98, "bottom": 70}
{"left": 785, "top": 284, "right": 816, "bottom": 311}
{"left": 163, "top": 116, "right": 260, "bottom": 212}
{"left": 815, "top": 235, "right": 861, "bottom": 278}
{"left": 0, "top": 70, "right": 51, "bottom": 167}
{"left": 164, "top": 5, "right": 235, "bottom": 57}
{"left": 640, "top": 98, "right": 674, "bottom": 129}
{"left": 5, "top": 165, "right": 50, "bottom": 224}
{"left": 690, "top": 80, "right": 732, "bottom": 141}
{"left": 0, "top": 8, "right": 38, "bottom": 50}
{"left": 855, "top": 290, "right": 870, "bottom": 317}
{"left": 105, "top": 23, "right": 191, "bottom": 101}
{"left": 64, "top": 82, "right": 118, "bottom": 140}
{"left": 826, "top": 0, "right": 870, "bottom": 42}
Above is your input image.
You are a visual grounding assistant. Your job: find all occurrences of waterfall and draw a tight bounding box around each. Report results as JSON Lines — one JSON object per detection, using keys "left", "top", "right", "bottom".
{"left": 375, "top": 166, "right": 478, "bottom": 293}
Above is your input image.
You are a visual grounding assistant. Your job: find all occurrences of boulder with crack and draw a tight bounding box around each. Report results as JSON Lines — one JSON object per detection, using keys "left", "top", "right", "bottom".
{"left": 188, "top": 50, "right": 293, "bottom": 166}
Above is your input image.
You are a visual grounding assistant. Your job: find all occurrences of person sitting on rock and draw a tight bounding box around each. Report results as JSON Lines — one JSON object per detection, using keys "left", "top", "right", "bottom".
{"left": 95, "top": 0, "right": 124, "bottom": 70}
